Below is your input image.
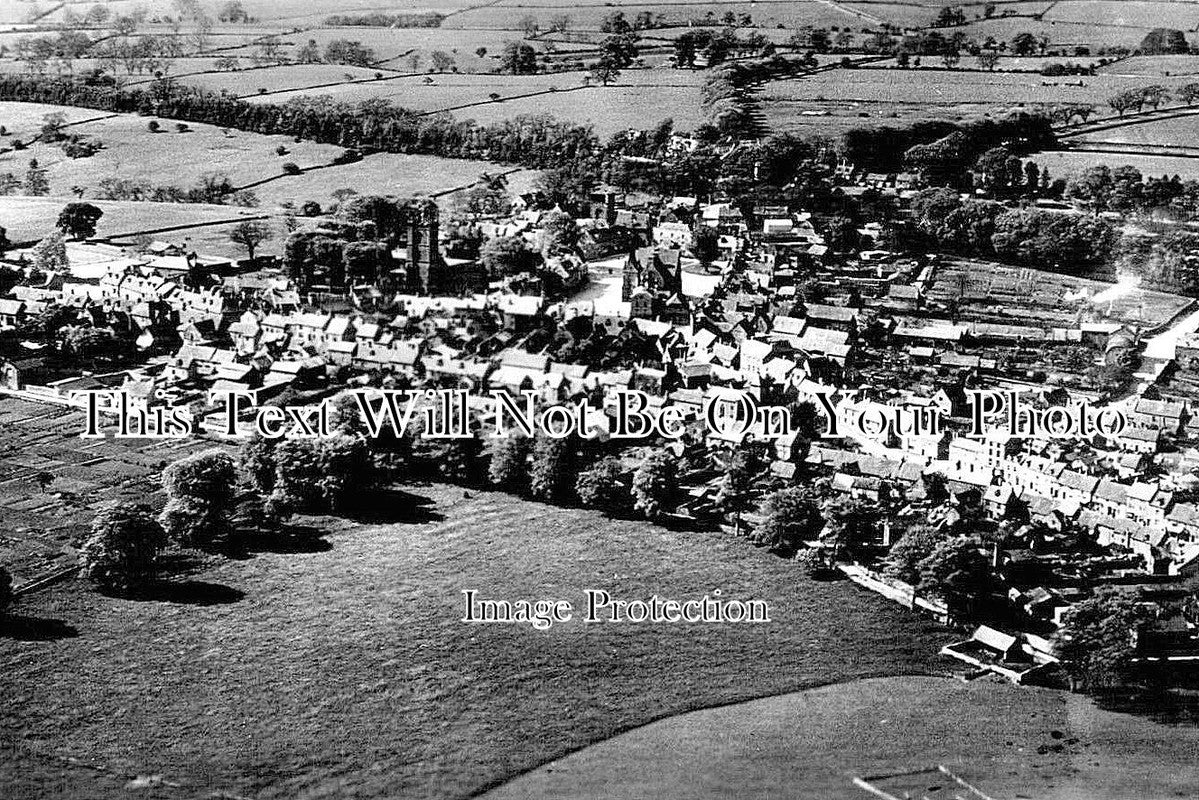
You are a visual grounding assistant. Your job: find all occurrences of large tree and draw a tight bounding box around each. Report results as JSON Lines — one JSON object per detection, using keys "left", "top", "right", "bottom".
{"left": 632, "top": 448, "right": 678, "bottom": 521}
{"left": 159, "top": 449, "right": 239, "bottom": 550}
{"left": 1054, "top": 590, "right": 1155, "bottom": 691}
{"left": 916, "top": 534, "right": 992, "bottom": 618}
{"left": 80, "top": 503, "right": 167, "bottom": 594}
{"left": 575, "top": 456, "right": 628, "bottom": 513}
{"left": 750, "top": 488, "right": 820, "bottom": 555}
{"left": 229, "top": 219, "right": 271, "bottom": 261}
{"left": 56, "top": 202, "right": 103, "bottom": 239}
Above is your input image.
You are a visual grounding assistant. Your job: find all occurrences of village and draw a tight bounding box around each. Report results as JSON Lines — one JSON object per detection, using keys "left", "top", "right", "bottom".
{"left": 3, "top": 147, "right": 1199, "bottom": 694}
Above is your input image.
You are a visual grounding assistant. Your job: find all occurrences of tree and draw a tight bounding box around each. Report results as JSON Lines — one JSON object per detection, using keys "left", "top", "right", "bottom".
{"left": 79, "top": 504, "right": 167, "bottom": 594}
{"left": 32, "top": 230, "right": 68, "bottom": 272}
{"left": 270, "top": 435, "right": 373, "bottom": 515}
{"left": 750, "top": 488, "right": 820, "bottom": 555}
{"left": 1140, "top": 84, "right": 1170, "bottom": 110}
{"left": 977, "top": 50, "right": 1000, "bottom": 71}
{"left": 229, "top": 219, "right": 271, "bottom": 261}
{"left": 1010, "top": 32, "right": 1038, "bottom": 56}
{"left": 1138, "top": 28, "right": 1189, "bottom": 55}
{"left": 820, "top": 496, "right": 878, "bottom": 562}
{"left": 1054, "top": 590, "right": 1155, "bottom": 691}
{"left": 538, "top": 210, "right": 579, "bottom": 256}
{"left": 159, "top": 449, "right": 238, "bottom": 550}
{"left": 530, "top": 433, "right": 572, "bottom": 501}
{"left": 241, "top": 433, "right": 277, "bottom": 495}
{"left": 1108, "top": 89, "right": 1141, "bottom": 117}
{"left": 991, "top": 207, "right": 1117, "bottom": 272}
{"left": 500, "top": 41, "right": 537, "bottom": 74}
{"left": 882, "top": 524, "right": 948, "bottom": 584}
{"left": 24, "top": 158, "right": 49, "bottom": 195}
{"left": 62, "top": 325, "right": 118, "bottom": 363}
{"left": 691, "top": 225, "right": 720, "bottom": 267}
{"left": 575, "top": 456, "right": 628, "bottom": 513}
{"left": 56, "top": 202, "right": 103, "bottom": 239}
{"left": 715, "top": 446, "right": 761, "bottom": 516}
{"left": 436, "top": 436, "right": 485, "bottom": 484}
{"left": 631, "top": 449, "right": 677, "bottom": 521}
{"left": 479, "top": 235, "right": 539, "bottom": 277}
{"left": 35, "top": 471, "right": 54, "bottom": 493}
{"left": 916, "top": 534, "right": 991, "bottom": 618}
{"left": 430, "top": 50, "right": 454, "bottom": 72}
{"left": 488, "top": 435, "right": 530, "bottom": 490}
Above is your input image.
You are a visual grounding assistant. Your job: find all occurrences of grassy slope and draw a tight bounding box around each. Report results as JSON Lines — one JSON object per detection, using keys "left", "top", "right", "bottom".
{"left": 1, "top": 484, "right": 951, "bottom": 800}
{"left": 481, "top": 674, "right": 1199, "bottom": 800}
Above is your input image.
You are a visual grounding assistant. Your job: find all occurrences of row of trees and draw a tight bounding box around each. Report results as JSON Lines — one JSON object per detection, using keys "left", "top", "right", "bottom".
{"left": 906, "top": 187, "right": 1118, "bottom": 272}
{"left": 1107, "top": 83, "right": 1199, "bottom": 117}
{"left": 0, "top": 75, "right": 602, "bottom": 171}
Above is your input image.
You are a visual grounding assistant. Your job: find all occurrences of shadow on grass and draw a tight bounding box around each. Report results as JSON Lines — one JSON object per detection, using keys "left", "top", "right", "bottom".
{"left": 127, "top": 580, "right": 245, "bottom": 606}
{"left": 0, "top": 614, "right": 79, "bottom": 641}
{"left": 240, "top": 524, "right": 333, "bottom": 556}
{"left": 343, "top": 487, "right": 445, "bottom": 525}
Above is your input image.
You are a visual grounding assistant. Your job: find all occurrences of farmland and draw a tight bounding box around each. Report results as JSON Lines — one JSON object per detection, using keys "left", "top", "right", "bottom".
{"left": 0, "top": 99, "right": 531, "bottom": 232}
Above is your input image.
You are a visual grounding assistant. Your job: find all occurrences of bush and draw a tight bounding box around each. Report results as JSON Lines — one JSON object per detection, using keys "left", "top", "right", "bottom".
{"left": 575, "top": 456, "right": 628, "bottom": 513}
{"left": 529, "top": 434, "right": 572, "bottom": 502}
{"left": 301, "top": 200, "right": 322, "bottom": 216}
{"left": 750, "top": 488, "right": 820, "bottom": 555}
{"left": 159, "top": 449, "right": 238, "bottom": 550}
{"left": 271, "top": 435, "right": 373, "bottom": 514}
{"left": 80, "top": 504, "right": 167, "bottom": 593}
{"left": 282, "top": 161, "right": 302, "bottom": 175}
{"left": 147, "top": 120, "right": 160, "bottom": 132}
{"left": 631, "top": 449, "right": 677, "bottom": 521}
{"left": 487, "top": 435, "right": 530, "bottom": 490}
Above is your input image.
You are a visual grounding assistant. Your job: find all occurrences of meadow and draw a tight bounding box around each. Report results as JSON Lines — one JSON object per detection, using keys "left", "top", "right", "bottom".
{"left": 0, "top": 195, "right": 270, "bottom": 253}
{"left": 0, "top": 100, "right": 527, "bottom": 215}
{"left": 481, "top": 675, "right": 1199, "bottom": 799}
{"left": 1, "top": 483, "right": 954, "bottom": 800}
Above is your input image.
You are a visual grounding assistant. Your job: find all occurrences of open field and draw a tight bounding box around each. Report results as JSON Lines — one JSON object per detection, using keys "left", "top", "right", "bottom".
{"left": 0, "top": 101, "right": 531, "bottom": 210}
{"left": 445, "top": 0, "right": 872, "bottom": 31}
{"left": 1, "top": 482, "right": 955, "bottom": 800}
{"left": 763, "top": 67, "right": 1199, "bottom": 134}
{"left": 481, "top": 675, "right": 1199, "bottom": 799}
{"left": 1044, "top": 0, "right": 1199, "bottom": 30}
{"left": 1036, "top": 150, "right": 1199, "bottom": 181}
{"left": 1099, "top": 55, "right": 1199, "bottom": 77}
{"left": 0, "top": 195, "right": 272, "bottom": 253}
{"left": 1074, "top": 115, "right": 1199, "bottom": 148}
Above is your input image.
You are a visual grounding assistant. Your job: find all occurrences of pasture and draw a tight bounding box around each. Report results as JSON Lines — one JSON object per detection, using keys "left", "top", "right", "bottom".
{"left": 1035, "top": 149, "right": 1199, "bottom": 181}
{"left": 481, "top": 675, "right": 1199, "bottom": 800}
{"left": 0, "top": 195, "right": 271, "bottom": 254}
{"left": 1, "top": 483, "right": 954, "bottom": 800}
{"left": 0, "top": 101, "right": 529, "bottom": 211}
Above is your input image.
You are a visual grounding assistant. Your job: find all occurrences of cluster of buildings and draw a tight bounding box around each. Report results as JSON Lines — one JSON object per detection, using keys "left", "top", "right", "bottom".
{"left": 5, "top": 185, "right": 1199, "bottom": 677}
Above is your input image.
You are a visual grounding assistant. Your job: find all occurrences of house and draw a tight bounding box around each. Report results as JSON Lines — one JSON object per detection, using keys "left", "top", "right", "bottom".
{"left": 940, "top": 625, "right": 1054, "bottom": 684}
{"left": 0, "top": 298, "right": 26, "bottom": 328}
{"left": 623, "top": 247, "right": 682, "bottom": 302}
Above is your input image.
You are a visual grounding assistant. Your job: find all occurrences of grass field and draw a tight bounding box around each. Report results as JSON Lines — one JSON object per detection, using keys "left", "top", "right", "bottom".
{"left": 0, "top": 482, "right": 956, "bottom": 800}
{"left": 0, "top": 195, "right": 273, "bottom": 253}
{"left": 1035, "top": 149, "right": 1199, "bottom": 180}
{"left": 0, "top": 101, "right": 532, "bottom": 211}
{"left": 481, "top": 675, "right": 1199, "bottom": 799}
